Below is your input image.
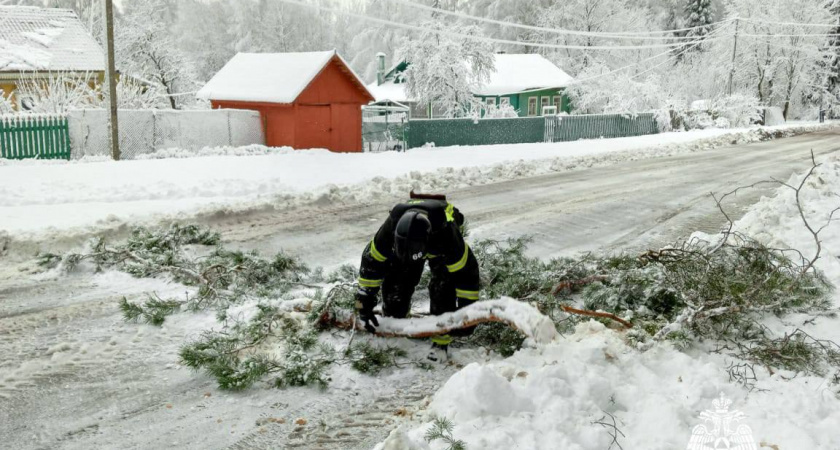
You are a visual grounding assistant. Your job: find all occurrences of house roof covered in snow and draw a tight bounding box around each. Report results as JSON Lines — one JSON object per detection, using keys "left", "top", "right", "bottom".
{"left": 197, "top": 50, "right": 372, "bottom": 104}
{"left": 368, "top": 53, "right": 575, "bottom": 103}
{"left": 477, "top": 54, "right": 575, "bottom": 96}
{"left": 0, "top": 6, "right": 105, "bottom": 72}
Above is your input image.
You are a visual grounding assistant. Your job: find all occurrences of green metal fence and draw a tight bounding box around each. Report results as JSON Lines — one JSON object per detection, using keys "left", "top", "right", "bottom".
{"left": 545, "top": 113, "right": 659, "bottom": 142}
{"left": 407, "top": 116, "right": 545, "bottom": 148}
{"left": 406, "top": 113, "right": 659, "bottom": 149}
{"left": 0, "top": 115, "right": 72, "bottom": 160}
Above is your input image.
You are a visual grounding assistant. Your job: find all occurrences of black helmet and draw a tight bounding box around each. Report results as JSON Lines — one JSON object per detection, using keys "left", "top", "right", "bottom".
{"left": 394, "top": 210, "right": 431, "bottom": 263}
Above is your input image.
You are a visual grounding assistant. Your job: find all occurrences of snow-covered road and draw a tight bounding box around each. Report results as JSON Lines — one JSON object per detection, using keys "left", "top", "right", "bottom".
{"left": 215, "top": 126, "right": 840, "bottom": 267}
{"left": 1, "top": 127, "right": 839, "bottom": 450}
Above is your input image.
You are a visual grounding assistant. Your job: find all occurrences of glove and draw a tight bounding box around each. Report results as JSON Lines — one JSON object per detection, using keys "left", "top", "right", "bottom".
{"left": 355, "top": 288, "right": 379, "bottom": 333}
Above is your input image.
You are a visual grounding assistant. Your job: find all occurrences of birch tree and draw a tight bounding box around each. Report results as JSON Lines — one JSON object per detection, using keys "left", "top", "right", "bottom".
{"left": 399, "top": 21, "right": 496, "bottom": 118}
{"left": 117, "top": 0, "right": 198, "bottom": 109}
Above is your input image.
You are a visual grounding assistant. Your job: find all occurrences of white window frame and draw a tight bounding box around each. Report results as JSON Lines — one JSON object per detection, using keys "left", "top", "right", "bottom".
{"left": 540, "top": 97, "right": 550, "bottom": 115}
{"left": 553, "top": 95, "right": 562, "bottom": 111}
{"left": 527, "top": 97, "right": 538, "bottom": 116}
{"left": 485, "top": 97, "right": 497, "bottom": 107}
{"left": 500, "top": 97, "right": 511, "bottom": 106}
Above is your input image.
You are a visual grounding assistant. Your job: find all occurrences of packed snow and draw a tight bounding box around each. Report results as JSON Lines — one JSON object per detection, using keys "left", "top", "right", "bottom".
{"left": 374, "top": 157, "right": 840, "bottom": 450}
{"left": 0, "top": 122, "right": 833, "bottom": 241}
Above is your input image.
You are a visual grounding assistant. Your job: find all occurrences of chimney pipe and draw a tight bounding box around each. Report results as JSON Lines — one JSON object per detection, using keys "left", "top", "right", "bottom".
{"left": 376, "top": 52, "right": 386, "bottom": 86}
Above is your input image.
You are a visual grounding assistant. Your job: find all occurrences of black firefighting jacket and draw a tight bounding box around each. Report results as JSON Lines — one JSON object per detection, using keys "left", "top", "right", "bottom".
{"left": 357, "top": 199, "right": 479, "bottom": 303}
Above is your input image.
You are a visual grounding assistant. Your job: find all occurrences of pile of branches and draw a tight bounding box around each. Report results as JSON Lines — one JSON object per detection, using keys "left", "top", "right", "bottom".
{"left": 465, "top": 234, "right": 838, "bottom": 378}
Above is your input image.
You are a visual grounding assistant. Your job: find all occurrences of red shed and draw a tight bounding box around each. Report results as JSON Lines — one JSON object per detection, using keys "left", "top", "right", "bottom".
{"left": 197, "top": 50, "right": 374, "bottom": 152}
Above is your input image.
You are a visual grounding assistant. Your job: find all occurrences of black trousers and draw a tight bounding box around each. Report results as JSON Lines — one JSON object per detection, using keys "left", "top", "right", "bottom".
{"left": 380, "top": 259, "right": 462, "bottom": 319}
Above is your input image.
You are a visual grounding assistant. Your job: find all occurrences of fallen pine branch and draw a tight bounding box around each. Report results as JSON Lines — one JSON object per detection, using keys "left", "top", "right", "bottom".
{"left": 559, "top": 305, "right": 633, "bottom": 329}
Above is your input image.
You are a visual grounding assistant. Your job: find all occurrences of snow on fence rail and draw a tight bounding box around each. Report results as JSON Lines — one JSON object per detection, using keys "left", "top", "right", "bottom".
{"left": 0, "top": 114, "right": 72, "bottom": 160}
{"left": 405, "top": 113, "right": 659, "bottom": 149}
{"left": 68, "top": 109, "right": 265, "bottom": 160}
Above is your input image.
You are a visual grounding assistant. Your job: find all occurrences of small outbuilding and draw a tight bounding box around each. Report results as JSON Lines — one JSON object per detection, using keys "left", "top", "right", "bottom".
{"left": 197, "top": 50, "right": 374, "bottom": 152}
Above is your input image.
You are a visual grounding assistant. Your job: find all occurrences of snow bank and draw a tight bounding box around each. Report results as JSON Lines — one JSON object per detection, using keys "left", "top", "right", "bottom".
{"left": 733, "top": 156, "right": 840, "bottom": 282}
{"left": 378, "top": 321, "right": 840, "bottom": 450}
{"left": 0, "top": 122, "right": 834, "bottom": 241}
{"left": 135, "top": 145, "right": 293, "bottom": 160}
{"left": 376, "top": 155, "right": 840, "bottom": 450}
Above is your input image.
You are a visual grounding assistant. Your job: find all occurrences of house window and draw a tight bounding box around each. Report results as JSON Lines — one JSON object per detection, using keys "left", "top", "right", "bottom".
{"left": 485, "top": 97, "right": 496, "bottom": 107}
{"left": 500, "top": 97, "right": 511, "bottom": 106}
{"left": 540, "top": 97, "right": 549, "bottom": 115}
{"left": 553, "top": 96, "right": 562, "bottom": 111}
{"left": 527, "top": 97, "right": 537, "bottom": 116}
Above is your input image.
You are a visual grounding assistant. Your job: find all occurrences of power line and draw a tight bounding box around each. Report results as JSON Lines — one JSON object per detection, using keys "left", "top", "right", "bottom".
{"left": 739, "top": 17, "right": 840, "bottom": 29}
{"left": 569, "top": 22, "right": 735, "bottom": 86}
{"left": 278, "top": 0, "right": 727, "bottom": 51}
{"left": 739, "top": 32, "right": 840, "bottom": 38}
{"left": 388, "top": 0, "right": 733, "bottom": 40}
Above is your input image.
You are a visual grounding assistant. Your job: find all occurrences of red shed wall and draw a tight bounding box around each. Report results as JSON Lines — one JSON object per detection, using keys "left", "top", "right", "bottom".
{"left": 210, "top": 56, "right": 373, "bottom": 152}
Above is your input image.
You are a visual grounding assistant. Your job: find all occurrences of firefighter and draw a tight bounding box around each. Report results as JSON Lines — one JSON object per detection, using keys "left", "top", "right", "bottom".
{"left": 355, "top": 197, "right": 480, "bottom": 360}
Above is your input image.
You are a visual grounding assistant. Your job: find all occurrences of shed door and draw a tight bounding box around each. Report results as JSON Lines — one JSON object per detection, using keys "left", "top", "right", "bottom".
{"left": 330, "top": 104, "right": 362, "bottom": 152}
{"left": 297, "top": 105, "right": 331, "bottom": 150}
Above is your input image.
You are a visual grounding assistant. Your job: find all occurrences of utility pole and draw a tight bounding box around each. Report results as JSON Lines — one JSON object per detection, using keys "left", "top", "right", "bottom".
{"left": 104, "top": 0, "right": 120, "bottom": 160}
{"left": 727, "top": 18, "right": 740, "bottom": 96}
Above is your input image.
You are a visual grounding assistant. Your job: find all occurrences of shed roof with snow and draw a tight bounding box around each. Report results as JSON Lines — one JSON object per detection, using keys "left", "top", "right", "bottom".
{"left": 0, "top": 6, "right": 105, "bottom": 72}
{"left": 197, "top": 50, "right": 371, "bottom": 104}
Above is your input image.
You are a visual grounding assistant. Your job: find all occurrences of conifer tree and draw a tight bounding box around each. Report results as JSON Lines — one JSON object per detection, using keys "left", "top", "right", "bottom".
{"left": 684, "top": 0, "right": 714, "bottom": 38}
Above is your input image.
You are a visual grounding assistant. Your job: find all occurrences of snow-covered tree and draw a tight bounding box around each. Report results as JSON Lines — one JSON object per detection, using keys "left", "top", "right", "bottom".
{"left": 724, "top": 0, "right": 833, "bottom": 118}
{"left": 399, "top": 21, "right": 496, "bottom": 118}
{"left": 533, "top": 0, "right": 655, "bottom": 75}
{"left": 823, "top": 0, "right": 840, "bottom": 116}
{"left": 683, "top": 0, "right": 714, "bottom": 39}
{"left": 14, "top": 72, "right": 101, "bottom": 114}
{"left": 565, "top": 62, "right": 674, "bottom": 113}
{"left": 0, "top": 89, "right": 14, "bottom": 114}
{"left": 117, "top": 0, "right": 199, "bottom": 109}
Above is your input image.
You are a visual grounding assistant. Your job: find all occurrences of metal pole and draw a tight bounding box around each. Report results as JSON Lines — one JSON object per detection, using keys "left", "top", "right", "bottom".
{"left": 104, "top": 0, "right": 120, "bottom": 160}
{"left": 728, "top": 18, "right": 740, "bottom": 96}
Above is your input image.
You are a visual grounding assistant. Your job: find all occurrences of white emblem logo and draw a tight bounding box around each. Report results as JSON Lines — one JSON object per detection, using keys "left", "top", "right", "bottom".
{"left": 686, "top": 393, "right": 757, "bottom": 450}
{"left": 411, "top": 252, "right": 424, "bottom": 261}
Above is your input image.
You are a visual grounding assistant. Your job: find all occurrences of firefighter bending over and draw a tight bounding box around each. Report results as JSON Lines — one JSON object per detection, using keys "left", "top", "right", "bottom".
{"left": 355, "top": 197, "right": 479, "bottom": 360}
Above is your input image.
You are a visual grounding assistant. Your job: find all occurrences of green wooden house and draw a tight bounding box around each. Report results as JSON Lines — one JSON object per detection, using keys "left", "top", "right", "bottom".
{"left": 367, "top": 53, "right": 574, "bottom": 119}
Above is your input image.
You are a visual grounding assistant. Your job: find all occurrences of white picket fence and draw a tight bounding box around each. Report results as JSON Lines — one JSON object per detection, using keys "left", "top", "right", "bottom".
{"left": 68, "top": 109, "right": 265, "bottom": 159}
